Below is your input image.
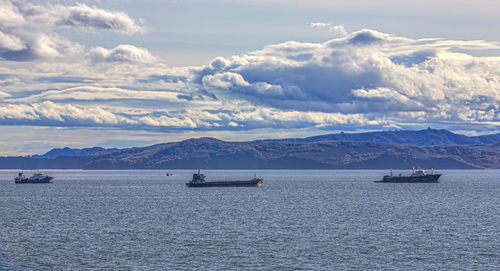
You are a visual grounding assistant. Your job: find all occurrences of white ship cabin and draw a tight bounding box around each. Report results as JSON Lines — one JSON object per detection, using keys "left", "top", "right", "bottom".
{"left": 410, "top": 168, "right": 434, "bottom": 176}
{"left": 411, "top": 169, "right": 426, "bottom": 176}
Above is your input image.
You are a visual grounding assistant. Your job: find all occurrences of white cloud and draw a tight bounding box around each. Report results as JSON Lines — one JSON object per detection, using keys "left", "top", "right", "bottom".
{"left": 0, "top": 0, "right": 144, "bottom": 61}
{"left": 0, "top": 30, "right": 25, "bottom": 51}
{"left": 0, "top": 0, "right": 25, "bottom": 27}
{"left": 310, "top": 21, "right": 347, "bottom": 36}
{"left": 202, "top": 72, "right": 250, "bottom": 89}
{"left": 88, "top": 45, "right": 157, "bottom": 63}
{"left": 0, "top": 27, "right": 499, "bottom": 139}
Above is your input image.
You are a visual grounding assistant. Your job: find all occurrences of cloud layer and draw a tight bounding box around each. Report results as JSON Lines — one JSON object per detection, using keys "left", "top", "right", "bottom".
{"left": 1, "top": 28, "right": 500, "bottom": 134}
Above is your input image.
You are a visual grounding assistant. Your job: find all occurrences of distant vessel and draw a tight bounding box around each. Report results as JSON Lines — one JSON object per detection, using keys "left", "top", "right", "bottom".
{"left": 166, "top": 172, "right": 173, "bottom": 176}
{"left": 15, "top": 171, "right": 54, "bottom": 184}
{"left": 375, "top": 168, "right": 441, "bottom": 183}
{"left": 186, "top": 169, "right": 263, "bottom": 187}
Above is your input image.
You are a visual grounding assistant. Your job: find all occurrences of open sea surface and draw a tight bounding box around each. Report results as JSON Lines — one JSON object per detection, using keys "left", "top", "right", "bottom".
{"left": 0, "top": 169, "right": 499, "bottom": 270}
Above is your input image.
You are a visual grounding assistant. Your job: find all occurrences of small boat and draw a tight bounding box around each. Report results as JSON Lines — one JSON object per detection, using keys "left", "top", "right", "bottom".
{"left": 15, "top": 171, "right": 54, "bottom": 184}
{"left": 166, "top": 172, "right": 173, "bottom": 176}
{"left": 375, "top": 168, "right": 441, "bottom": 183}
{"left": 186, "top": 169, "right": 263, "bottom": 187}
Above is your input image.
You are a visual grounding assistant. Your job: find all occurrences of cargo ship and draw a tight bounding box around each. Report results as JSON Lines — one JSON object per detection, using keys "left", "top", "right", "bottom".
{"left": 15, "top": 171, "right": 54, "bottom": 184}
{"left": 375, "top": 168, "right": 441, "bottom": 183}
{"left": 186, "top": 169, "right": 263, "bottom": 187}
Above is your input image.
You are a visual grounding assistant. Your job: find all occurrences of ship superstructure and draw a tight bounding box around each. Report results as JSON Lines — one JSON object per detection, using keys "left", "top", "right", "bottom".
{"left": 15, "top": 171, "right": 54, "bottom": 184}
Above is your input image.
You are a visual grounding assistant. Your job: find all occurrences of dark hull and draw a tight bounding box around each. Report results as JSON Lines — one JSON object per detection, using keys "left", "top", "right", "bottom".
{"left": 375, "top": 174, "right": 441, "bottom": 183}
{"left": 15, "top": 178, "right": 53, "bottom": 184}
{"left": 186, "top": 179, "right": 263, "bottom": 187}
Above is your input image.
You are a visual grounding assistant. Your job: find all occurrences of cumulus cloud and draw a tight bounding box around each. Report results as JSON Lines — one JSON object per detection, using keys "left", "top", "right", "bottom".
{"left": 0, "top": 27, "right": 499, "bottom": 136}
{"left": 0, "top": 0, "right": 144, "bottom": 61}
{"left": 88, "top": 45, "right": 156, "bottom": 63}
{"left": 195, "top": 29, "right": 500, "bottom": 128}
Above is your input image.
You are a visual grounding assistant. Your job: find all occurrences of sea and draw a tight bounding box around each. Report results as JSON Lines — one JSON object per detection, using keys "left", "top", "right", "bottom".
{"left": 0, "top": 169, "right": 498, "bottom": 270}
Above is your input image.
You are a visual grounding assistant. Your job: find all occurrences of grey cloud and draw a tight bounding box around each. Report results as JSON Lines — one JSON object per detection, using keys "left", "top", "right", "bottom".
{"left": 390, "top": 50, "right": 436, "bottom": 67}
{"left": 55, "top": 3, "right": 142, "bottom": 34}
{"left": 36, "top": 76, "right": 96, "bottom": 84}
{"left": 5, "top": 1, "right": 143, "bottom": 33}
{"left": 325, "top": 29, "right": 414, "bottom": 48}
{"left": 138, "top": 75, "right": 187, "bottom": 83}
{"left": 0, "top": 48, "right": 35, "bottom": 61}
{"left": 346, "top": 30, "right": 384, "bottom": 45}
{"left": 195, "top": 29, "right": 500, "bottom": 127}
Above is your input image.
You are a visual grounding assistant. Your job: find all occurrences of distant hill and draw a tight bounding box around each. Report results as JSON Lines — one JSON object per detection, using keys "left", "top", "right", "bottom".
{"left": 2, "top": 129, "right": 500, "bottom": 169}
{"left": 83, "top": 137, "right": 500, "bottom": 169}
{"left": 265, "top": 128, "right": 500, "bottom": 146}
{"left": 39, "top": 147, "right": 117, "bottom": 158}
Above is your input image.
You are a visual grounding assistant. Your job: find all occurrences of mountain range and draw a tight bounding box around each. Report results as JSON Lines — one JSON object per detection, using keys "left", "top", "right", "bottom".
{"left": 266, "top": 128, "right": 500, "bottom": 146}
{"left": 2, "top": 128, "right": 499, "bottom": 169}
{"left": 37, "top": 147, "right": 117, "bottom": 158}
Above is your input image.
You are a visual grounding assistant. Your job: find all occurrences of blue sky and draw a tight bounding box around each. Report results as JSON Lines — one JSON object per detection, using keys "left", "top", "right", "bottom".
{"left": 0, "top": 0, "right": 499, "bottom": 155}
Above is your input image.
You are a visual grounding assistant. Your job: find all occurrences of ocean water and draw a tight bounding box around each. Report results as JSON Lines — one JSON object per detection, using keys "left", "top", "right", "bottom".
{"left": 0, "top": 169, "right": 498, "bottom": 270}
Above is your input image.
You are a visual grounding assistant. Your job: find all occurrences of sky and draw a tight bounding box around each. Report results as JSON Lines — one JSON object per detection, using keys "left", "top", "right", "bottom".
{"left": 0, "top": 0, "right": 500, "bottom": 155}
